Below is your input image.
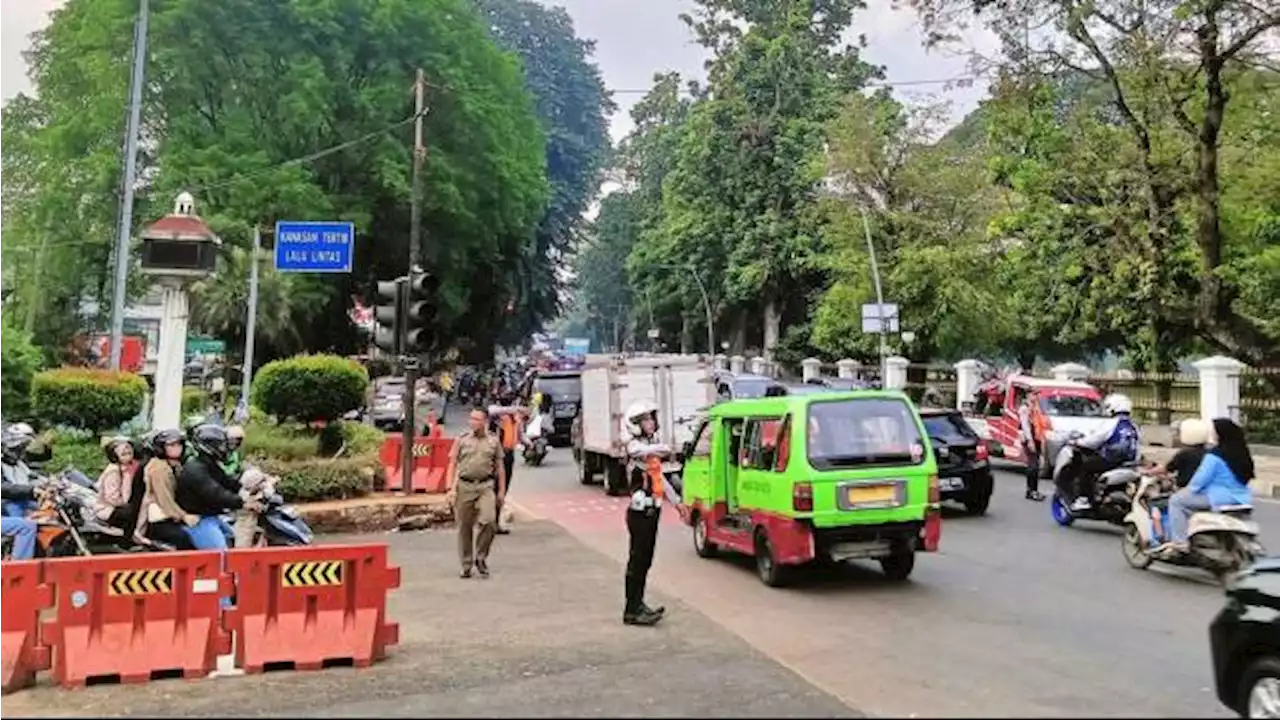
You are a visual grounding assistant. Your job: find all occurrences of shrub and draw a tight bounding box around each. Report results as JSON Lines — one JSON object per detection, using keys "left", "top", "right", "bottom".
{"left": 257, "top": 456, "right": 378, "bottom": 502}
{"left": 242, "top": 423, "right": 321, "bottom": 461}
{"left": 1, "top": 323, "right": 44, "bottom": 418}
{"left": 182, "top": 387, "right": 210, "bottom": 416}
{"left": 47, "top": 434, "right": 110, "bottom": 477}
{"left": 341, "top": 421, "right": 386, "bottom": 457}
{"left": 252, "top": 354, "right": 368, "bottom": 423}
{"left": 32, "top": 368, "right": 148, "bottom": 431}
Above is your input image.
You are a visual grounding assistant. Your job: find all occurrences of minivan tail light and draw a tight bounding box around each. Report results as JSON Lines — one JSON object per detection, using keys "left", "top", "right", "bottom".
{"left": 975, "top": 442, "right": 989, "bottom": 462}
{"left": 793, "top": 482, "right": 814, "bottom": 512}
{"left": 928, "top": 474, "right": 940, "bottom": 504}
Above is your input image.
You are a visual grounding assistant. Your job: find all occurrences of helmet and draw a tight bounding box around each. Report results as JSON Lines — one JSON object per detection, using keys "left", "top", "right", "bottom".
{"left": 103, "top": 436, "right": 137, "bottom": 464}
{"left": 7, "top": 422, "right": 35, "bottom": 439}
{"left": 188, "top": 423, "right": 230, "bottom": 462}
{"left": 148, "top": 428, "right": 185, "bottom": 457}
{"left": 1102, "top": 394, "right": 1133, "bottom": 416}
{"left": 1178, "top": 418, "right": 1210, "bottom": 446}
{"left": 624, "top": 400, "right": 659, "bottom": 437}
{"left": 1, "top": 430, "right": 33, "bottom": 465}
{"left": 226, "top": 425, "right": 245, "bottom": 451}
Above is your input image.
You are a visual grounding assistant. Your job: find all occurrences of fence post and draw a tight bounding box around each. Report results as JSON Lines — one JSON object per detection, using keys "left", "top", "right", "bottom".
{"left": 1051, "top": 362, "right": 1090, "bottom": 383}
{"left": 729, "top": 355, "right": 746, "bottom": 374}
{"left": 885, "top": 356, "right": 910, "bottom": 391}
{"left": 836, "top": 358, "right": 858, "bottom": 380}
{"left": 801, "top": 358, "right": 822, "bottom": 383}
{"left": 954, "top": 359, "right": 984, "bottom": 412}
{"left": 1193, "top": 356, "right": 1245, "bottom": 423}
{"left": 749, "top": 356, "right": 767, "bottom": 375}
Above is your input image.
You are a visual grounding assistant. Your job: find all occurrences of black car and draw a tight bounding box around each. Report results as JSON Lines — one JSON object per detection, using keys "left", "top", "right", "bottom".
{"left": 533, "top": 371, "right": 582, "bottom": 447}
{"left": 919, "top": 407, "right": 993, "bottom": 515}
{"left": 1211, "top": 558, "right": 1280, "bottom": 718}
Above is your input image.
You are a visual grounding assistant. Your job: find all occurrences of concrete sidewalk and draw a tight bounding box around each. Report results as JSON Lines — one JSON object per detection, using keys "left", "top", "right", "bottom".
{"left": 3, "top": 521, "right": 857, "bottom": 718}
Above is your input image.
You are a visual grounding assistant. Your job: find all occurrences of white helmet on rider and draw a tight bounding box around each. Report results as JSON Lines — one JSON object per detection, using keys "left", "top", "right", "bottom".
{"left": 7, "top": 422, "right": 35, "bottom": 440}
{"left": 1178, "top": 417, "right": 1210, "bottom": 446}
{"left": 624, "top": 400, "right": 659, "bottom": 437}
{"left": 1102, "top": 393, "right": 1134, "bottom": 416}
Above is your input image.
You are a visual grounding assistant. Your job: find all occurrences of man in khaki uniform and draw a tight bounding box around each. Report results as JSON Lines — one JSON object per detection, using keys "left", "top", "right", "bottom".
{"left": 445, "top": 408, "right": 506, "bottom": 578}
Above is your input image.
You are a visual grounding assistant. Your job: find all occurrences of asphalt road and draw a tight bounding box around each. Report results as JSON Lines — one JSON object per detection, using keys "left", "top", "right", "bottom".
{"left": 4, "top": 522, "right": 854, "bottom": 718}
{"left": 511, "top": 450, "right": 1279, "bottom": 718}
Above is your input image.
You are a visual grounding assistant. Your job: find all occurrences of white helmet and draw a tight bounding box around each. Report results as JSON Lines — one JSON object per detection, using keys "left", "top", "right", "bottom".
{"left": 7, "top": 422, "right": 35, "bottom": 439}
{"left": 624, "top": 400, "right": 659, "bottom": 437}
{"left": 1178, "top": 417, "right": 1210, "bottom": 446}
{"left": 1102, "top": 393, "right": 1133, "bottom": 416}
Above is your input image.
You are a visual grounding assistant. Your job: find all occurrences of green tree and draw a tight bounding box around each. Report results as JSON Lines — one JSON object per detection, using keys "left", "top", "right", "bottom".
{"left": 1, "top": 321, "right": 45, "bottom": 418}
{"left": 5, "top": 0, "right": 549, "bottom": 362}
{"left": 473, "top": 0, "right": 614, "bottom": 346}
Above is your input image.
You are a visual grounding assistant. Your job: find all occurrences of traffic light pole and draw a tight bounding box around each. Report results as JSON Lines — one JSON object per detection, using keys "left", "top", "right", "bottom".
{"left": 400, "top": 68, "right": 429, "bottom": 493}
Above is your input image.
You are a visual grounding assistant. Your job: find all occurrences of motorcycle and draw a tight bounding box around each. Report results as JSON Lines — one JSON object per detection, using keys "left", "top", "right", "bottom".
{"left": 1121, "top": 472, "right": 1263, "bottom": 582}
{"left": 2, "top": 470, "right": 163, "bottom": 559}
{"left": 220, "top": 467, "right": 314, "bottom": 547}
{"left": 1049, "top": 434, "right": 1139, "bottom": 528}
{"left": 522, "top": 413, "right": 550, "bottom": 466}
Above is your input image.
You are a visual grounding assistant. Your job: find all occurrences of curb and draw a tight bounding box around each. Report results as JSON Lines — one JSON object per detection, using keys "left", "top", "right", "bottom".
{"left": 510, "top": 501, "right": 544, "bottom": 523}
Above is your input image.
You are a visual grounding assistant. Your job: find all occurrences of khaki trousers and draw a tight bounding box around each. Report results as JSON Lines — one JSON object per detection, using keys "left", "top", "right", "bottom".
{"left": 233, "top": 508, "right": 259, "bottom": 548}
{"left": 455, "top": 479, "right": 496, "bottom": 569}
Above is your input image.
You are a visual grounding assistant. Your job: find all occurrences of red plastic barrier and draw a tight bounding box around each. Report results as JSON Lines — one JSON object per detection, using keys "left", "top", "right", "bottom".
{"left": 1, "top": 561, "right": 52, "bottom": 694}
{"left": 40, "top": 551, "right": 231, "bottom": 688}
{"left": 223, "top": 544, "right": 400, "bottom": 674}
{"left": 382, "top": 436, "right": 455, "bottom": 493}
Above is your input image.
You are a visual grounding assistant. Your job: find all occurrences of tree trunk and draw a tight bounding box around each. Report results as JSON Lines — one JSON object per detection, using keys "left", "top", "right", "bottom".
{"left": 763, "top": 295, "right": 781, "bottom": 362}
{"left": 679, "top": 314, "right": 692, "bottom": 355}
{"left": 730, "top": 313, "right": 747, "bottom": 354}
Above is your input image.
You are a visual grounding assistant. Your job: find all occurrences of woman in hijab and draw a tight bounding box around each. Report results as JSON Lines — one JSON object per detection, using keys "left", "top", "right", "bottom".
{"left": 1164, "top": 418, "right": 1254, "bottom": 552}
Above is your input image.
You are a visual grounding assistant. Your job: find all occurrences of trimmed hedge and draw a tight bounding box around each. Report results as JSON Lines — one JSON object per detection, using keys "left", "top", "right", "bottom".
{"left": 32, "top": 368, "right": 147, "bottom": 431}
{"left": 252, "top": 354, "right": 368, "bottom": 423}
{"left": 1, "top": 323, "right": 43, "bottom": 418}
{"left": 257, "top": 456, "right": 378, "bottom": 502}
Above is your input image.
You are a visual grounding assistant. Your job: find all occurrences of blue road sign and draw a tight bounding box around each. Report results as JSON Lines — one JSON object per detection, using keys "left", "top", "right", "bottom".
{"left": 274, "top": 221, "right": 355, "bottom": 273}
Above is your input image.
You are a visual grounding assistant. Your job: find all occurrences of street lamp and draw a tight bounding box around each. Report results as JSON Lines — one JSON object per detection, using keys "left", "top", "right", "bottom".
{"left": 656, "top": 263, "right": 715, "bottom": 357}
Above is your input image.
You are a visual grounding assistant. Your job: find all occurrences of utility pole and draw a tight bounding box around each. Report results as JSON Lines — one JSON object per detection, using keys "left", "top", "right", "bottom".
{"left": 860, "top": 209, "right": 889, "bottom": 385}
{"left": 108, "top": 0, "right": 150, "bottom": 370}
{"left": 400, "top": 68, "right": 428, "bottom": 490}
{"left": 241, "top": 225, "right": 262, "bottom": 410}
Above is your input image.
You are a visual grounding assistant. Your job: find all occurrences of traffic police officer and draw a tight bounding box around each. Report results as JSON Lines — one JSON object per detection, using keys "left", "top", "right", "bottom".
{"left": 622, "top": 400, "right": 672, "bottom": 626}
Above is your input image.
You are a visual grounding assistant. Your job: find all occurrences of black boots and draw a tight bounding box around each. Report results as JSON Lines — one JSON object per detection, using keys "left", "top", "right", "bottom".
{"left": 623, "top": 602, "right": 665, "bottom": 626}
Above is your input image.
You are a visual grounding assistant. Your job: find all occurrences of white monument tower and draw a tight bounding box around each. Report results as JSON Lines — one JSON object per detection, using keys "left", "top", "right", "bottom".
{"left": 138, "top": 192, "right": 219, "bottom": 430}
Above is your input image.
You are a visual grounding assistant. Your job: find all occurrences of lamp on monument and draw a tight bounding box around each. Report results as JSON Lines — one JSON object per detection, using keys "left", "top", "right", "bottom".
{"left": 139, "top": 191, "right": 220, "bottom": 277}
{"left": 139, "top": 192, "right": 220, "bottom": 431}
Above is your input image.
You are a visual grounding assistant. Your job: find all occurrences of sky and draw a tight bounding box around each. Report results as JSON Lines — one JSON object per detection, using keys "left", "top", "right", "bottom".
{"left": 1, "top": 0, "right": 997, "bottom": 144}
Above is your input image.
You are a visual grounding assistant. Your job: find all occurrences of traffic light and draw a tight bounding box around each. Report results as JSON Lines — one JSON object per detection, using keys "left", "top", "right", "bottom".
{"left": 373, "top": 278, "right": 406, "bottom": 355}
{"left": 403, "top": 270, "right": 438, "bottom": 354}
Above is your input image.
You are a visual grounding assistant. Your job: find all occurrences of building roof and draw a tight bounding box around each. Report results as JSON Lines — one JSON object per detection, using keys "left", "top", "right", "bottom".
{"left": 141, "top": 213, "right": 214, "bottom": 240}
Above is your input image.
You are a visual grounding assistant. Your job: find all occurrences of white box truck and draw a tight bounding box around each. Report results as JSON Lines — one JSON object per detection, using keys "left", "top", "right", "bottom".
{"left": 575, "top": 355, "right": 717, "bottom": 495}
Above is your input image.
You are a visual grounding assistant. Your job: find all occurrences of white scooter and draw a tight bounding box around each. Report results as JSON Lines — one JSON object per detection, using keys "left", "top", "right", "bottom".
{"left": 1121, "top": 471, "right": 1264, "bottom": 583}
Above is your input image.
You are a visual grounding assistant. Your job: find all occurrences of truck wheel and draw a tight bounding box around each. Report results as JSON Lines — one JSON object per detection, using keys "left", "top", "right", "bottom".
{"left": 578, "top": 452, "right": 595, "bottom": 485}
{"left": 754, "top": 529, "right": 789, "bottom": 587}
{"left": 879, "top": 546, "right": 915, "bottom": 581}
{"left": 604, "top": 460, "right": 627, "bottom": 496}
{"left": 693, "top": 512, "right": 718, "bottom": 559}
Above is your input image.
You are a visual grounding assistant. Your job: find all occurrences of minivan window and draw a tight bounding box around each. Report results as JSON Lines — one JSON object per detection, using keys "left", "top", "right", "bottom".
{"left": 806, "top": 398, "right": 925, "bottom": 469}
{"left": 1040, "top": 394, "right": 1104, "bottom": 418}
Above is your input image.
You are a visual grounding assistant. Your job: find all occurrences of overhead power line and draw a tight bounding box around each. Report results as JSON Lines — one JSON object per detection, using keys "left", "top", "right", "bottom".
{"left": 606, "top": 75, "right": 987, "bottom": 95}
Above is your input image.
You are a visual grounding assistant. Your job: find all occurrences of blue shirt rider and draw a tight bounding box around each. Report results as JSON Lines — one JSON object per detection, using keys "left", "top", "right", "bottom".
{"left": 1070, "top": 394, "right": 1141, "bottom": 511}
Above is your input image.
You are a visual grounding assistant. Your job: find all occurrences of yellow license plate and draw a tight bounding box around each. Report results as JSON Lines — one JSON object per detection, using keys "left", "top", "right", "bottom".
{"left": 847, "top": 484, "right": 896, "bottom": 505}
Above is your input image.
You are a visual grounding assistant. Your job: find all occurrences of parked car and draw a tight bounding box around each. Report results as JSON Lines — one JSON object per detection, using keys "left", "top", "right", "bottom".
{"left": 1211, "top": 558, "right": 1280, "bottom": 718}
{"left": 920, "top": 407, "right": 993, "bottom": 515}
{"left": 370, "top": 376, "right": 408, "bottom": 431}
{"left": 712, "top": 372, "right": 786, "bottom": 402}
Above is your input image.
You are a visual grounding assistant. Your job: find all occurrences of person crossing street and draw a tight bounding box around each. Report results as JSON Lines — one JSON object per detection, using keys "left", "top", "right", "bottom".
{"left": 489, "top": 393, "right": 524, "bottom": 534}
{"left": 446, "top": 408, "right": 506, "bottom": 579}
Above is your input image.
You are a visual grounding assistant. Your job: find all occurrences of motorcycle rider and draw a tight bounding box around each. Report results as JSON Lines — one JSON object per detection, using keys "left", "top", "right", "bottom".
{"left": 1162, "top": 417, "right": 1255, "bottom": 553}
{"left": 135, "top": 429, "right": 198, "bottom": 550}
{"left": 176, "top": 424, "right": 259, "bottom": 551}
{"left": 1, "top": 427, "right": 39, "bottom": 559}
{"left": 1064, "top": 393, "right": 1141, "bottom": 511}
{"left": 1, "top": 426, "right": 37, "bottom": 518}
{"left": 222, "top": 426, "right": 246, "bottom": 477}
{"left": 94, "top": 437, "right": 143, "bottom": 530}
{"left": 622, "top": 400, "right": 672, "bottom": 627}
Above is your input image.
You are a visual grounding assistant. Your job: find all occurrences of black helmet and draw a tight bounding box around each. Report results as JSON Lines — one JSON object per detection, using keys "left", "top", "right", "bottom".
{"left": 148, "top": 428, "right": 185, "bottom": 457}
{"left": 189, "top": 423, "right": 230, "bottom": 462}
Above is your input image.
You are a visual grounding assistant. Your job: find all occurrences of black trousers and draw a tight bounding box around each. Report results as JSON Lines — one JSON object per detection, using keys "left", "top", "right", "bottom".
{"left": 1062, "top": 452, "right": 1110, "bottom": 499}
{"left": 146, "top": 520, "right": 196, "bottom": 550}
{"left": 1023, "top": 444, "right": 1040, "bottom": 494}
{"left": 495, "top": 450, "right": 516, "bottom": 524}
{"left": 625, "top": 507, "right": 660, "bottom": 614}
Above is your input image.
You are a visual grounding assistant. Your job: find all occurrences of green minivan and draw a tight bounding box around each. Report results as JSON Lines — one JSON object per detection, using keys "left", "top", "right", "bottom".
{"left": 679, "top": 390, "right": 942, "bottom": 586}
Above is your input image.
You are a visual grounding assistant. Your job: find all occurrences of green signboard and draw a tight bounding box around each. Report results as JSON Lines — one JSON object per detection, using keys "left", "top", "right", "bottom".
{"left": 186, "top": 337, "right": 226, "bottom": 355}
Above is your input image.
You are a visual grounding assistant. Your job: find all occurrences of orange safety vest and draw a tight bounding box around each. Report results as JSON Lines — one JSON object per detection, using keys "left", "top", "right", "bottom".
{"left": 423, "top": 422, "right": 444, "bottom": 439}
{"left": 645, "top": 456, "right": 665, "bottom": 499}
{"left": 500, "top": 415, "right": 518, "bottom": 450}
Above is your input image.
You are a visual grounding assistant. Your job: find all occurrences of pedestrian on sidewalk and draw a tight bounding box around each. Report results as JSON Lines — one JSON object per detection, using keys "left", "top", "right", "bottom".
{"left": 421, "top": 408, "right": 445, "bottom": 438}
{"left": 622, "top": 400, "right": 672, "bottom": 627}
{"left": 489, "top": 393, "right": 523, "bottom": 534}
{"left": 1018, "top": 393, "right": 1045, "bottom": 502}
{"left": 446, "top": 408, "right": 506, "bottom": 579}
